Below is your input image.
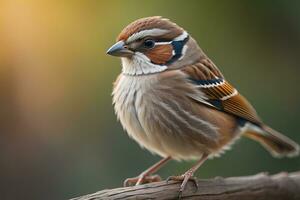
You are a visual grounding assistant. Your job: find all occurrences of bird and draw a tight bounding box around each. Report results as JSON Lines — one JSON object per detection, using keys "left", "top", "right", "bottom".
{"left": 106, "top": 16, "right": 299, "bottom": 197}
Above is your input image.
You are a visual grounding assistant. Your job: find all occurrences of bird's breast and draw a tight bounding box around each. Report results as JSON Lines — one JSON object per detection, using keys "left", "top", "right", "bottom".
{"left": 112, "top": 74, "right": 167, "bottom": 156}
{"left": 112, "top": 72, "right": 239, "bottom": 160}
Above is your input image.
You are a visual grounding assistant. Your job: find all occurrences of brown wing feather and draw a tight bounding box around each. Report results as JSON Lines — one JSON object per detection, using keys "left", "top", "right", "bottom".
{"left": 222, "top": 93, "right": 261, "bottom": 124}
{"left": 182, "top": 58, "right": 262, "bottom": 125}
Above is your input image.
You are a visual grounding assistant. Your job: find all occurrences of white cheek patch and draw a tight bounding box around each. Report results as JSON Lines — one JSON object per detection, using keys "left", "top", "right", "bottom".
{"left": 122, "top": 30, "right": 189, "bottom": 75}
{"left": 121, "top": 53, "right": 167, "bottom": 76}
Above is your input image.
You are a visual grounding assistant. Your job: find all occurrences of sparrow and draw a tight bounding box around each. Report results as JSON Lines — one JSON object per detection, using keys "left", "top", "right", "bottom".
{"left": 107, "top": 16, "right": 299, "bottom": 197}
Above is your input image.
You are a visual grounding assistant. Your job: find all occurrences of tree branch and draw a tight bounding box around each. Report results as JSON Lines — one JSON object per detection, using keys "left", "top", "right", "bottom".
{"left": 71, "top": 171, "right": 300, "bottom": 200}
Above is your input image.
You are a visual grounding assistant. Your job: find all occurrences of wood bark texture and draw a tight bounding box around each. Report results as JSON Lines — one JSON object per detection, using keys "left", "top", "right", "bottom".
{"left": 71, "top": 171, "right": 300, "bottom": 200}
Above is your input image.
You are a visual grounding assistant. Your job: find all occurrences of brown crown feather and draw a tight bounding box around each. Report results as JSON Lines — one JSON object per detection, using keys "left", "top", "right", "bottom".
{"left": 117, "top": 16, "right": 183, "bottom": 42}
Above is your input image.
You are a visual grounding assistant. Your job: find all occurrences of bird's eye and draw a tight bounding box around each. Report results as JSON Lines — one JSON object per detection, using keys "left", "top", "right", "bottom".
{"left": 143, "top": 39, "right": 155, "bottom": 49}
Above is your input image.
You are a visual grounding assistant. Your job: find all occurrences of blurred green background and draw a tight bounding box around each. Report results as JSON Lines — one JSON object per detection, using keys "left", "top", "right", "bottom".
{"left": 1, "top": 0, "right": 300, "bottom": 199}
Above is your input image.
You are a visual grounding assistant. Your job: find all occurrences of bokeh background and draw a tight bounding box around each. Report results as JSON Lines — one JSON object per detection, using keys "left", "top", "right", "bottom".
{"left": 1, "top": 0, "right": 300, "bottom": 199}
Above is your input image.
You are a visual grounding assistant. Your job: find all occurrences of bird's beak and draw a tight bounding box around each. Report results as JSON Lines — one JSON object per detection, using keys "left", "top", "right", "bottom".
{"left": 106, "top": 41, "right": 134, "bottom": 57}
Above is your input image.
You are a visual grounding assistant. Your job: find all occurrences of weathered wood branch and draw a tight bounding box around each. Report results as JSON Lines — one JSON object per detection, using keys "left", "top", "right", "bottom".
{"left": 71, "top": 171, "right": 300, "bottom": 200}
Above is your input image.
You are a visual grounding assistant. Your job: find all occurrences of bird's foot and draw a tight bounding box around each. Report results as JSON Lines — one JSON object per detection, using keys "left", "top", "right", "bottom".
{"left": 167, "top": 169, "right": 198, "bottom": 199}
{"left": 123, "top": 174, "right": 162, "bottom": 187}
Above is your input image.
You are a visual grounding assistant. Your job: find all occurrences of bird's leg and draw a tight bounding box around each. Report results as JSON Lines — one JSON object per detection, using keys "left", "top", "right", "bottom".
{"left": 123, "top": 156, "right": 171, "bottom": 187}
{"left": 167, "top": 153, "right": 208, "bottom": 199}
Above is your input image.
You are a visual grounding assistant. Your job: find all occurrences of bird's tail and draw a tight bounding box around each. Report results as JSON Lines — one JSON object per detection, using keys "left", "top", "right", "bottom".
{"left": 244, "top": 125, "right": 299, "bottom": 158}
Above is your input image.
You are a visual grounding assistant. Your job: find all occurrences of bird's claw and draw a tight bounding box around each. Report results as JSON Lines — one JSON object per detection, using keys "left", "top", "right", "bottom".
{"left": 123, "top": 174, "right": 162, "bottom": 187}
{"left": 166, "top": 170, "right": 199, "bottom": 199}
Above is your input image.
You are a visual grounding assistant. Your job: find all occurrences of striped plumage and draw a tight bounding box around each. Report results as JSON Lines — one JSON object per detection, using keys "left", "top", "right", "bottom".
{"left": 107, "top": 16, "right": 299, "bottom": 196}
{"left": 183, "top": 59, "right": 261, "bottom": 125}
{"left": 113, "top": 70, "right": 239, "bottom": 160}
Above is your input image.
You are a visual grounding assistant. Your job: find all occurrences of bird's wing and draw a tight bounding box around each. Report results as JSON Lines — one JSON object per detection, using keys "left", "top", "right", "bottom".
{"left": 182, "top": 58, "right": 262, "bottom": 125}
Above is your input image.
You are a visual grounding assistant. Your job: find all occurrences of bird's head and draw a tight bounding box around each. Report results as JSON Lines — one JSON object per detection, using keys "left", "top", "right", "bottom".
{"left": 107, "top": 16, "right": 204, "bottom": 75}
